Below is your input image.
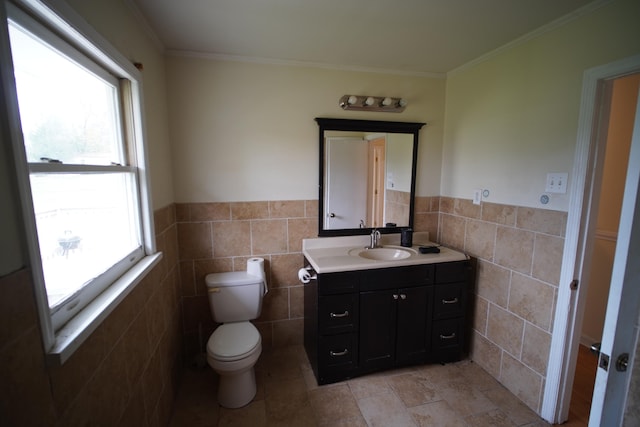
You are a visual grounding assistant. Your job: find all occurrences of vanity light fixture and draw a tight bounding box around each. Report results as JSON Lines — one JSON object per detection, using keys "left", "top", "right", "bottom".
{"left": 339, "top": 95, "right": 407, "bottom": 113}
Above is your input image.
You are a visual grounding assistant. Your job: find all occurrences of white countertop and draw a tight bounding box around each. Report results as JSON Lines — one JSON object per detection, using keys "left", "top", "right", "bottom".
{"left": 302, "top": 233, "right": 468, "bottom": 273}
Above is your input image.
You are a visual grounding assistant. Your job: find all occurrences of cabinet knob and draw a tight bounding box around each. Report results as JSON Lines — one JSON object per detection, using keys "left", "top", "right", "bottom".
{"left": 400, "top": 294, "right": 407, "bottom": 300}
{"left": 393, "top": 294, "right": 399, "bottom": 300}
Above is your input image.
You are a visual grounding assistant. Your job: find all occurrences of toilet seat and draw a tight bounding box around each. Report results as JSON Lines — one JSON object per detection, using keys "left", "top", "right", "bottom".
{"left": 207, "top": 322, "right": 261, "bottom": 362}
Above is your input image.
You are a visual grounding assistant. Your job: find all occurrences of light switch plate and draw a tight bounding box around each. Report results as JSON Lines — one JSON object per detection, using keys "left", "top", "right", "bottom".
{"left": 546, "top": 173, "right": 568, "bottom": 194}
{"left": 473, "top": 189, "right": 482, "bottom": 205}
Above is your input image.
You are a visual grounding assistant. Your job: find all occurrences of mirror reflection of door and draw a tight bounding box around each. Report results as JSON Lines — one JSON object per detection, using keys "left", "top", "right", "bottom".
{"left": 367, "top": 137, "right": 386, "bottom": 228}
{"left": 325, "top": 137, "right": 368, "bottom": 229}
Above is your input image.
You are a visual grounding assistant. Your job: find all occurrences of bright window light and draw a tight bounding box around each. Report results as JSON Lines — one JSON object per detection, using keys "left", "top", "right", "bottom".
{"left": 8, "top": 14, "right": 144, "bottom": 330}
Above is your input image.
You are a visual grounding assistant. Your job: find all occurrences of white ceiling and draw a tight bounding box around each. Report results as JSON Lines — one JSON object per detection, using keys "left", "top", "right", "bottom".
{"left": 129, "top": 0, "right": 598, "bottom": 76}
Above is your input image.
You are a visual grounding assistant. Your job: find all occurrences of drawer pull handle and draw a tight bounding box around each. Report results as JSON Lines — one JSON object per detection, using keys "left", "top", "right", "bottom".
{"left": 440, "top": 332, "right": 457, "bottom": 340}
{"left": 330, "top": 311, "right": 349, "bottom": 318}
{"left": 330, "top": 349, "right": 349, "bottom": 357}
{"left": 442, "top": 297, "right": 459, "bottom": 304}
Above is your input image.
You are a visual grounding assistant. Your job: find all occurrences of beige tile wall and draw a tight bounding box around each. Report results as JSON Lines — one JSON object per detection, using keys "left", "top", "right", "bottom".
{"left": 176, "top": 200, "right": 318, "bottom": 360}
{"left": 413, "top": 196, "right": 441, "bottom": 239}
{"left": 430, "top": 196, "right": 566, "bottom": 413}
{"left": 385, "top": 189, "right": 411, "bottom": 226}
{"left": 0, "top": 194, "right": 566, "bottom": 422}
{"left": 0, "top": 204, "right": 182, "bottom": 426}
{"left": 174, "top": 196, "right": 565, "bottom": 415}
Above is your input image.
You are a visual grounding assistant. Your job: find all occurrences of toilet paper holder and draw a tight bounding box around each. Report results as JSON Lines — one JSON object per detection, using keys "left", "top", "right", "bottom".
{"left": 298, "top": 266, "right": 317, "bottom": 284}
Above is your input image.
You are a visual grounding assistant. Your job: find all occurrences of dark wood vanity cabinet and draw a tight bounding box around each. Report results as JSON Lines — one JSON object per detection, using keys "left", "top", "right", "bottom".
{"left": 304, "top": 259, "right": 474, "bottom": 385}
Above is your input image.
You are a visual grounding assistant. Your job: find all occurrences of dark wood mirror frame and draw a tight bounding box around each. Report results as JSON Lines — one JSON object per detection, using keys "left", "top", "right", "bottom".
{"left": 316, "top": 118, "right": 425, "bottom": 237}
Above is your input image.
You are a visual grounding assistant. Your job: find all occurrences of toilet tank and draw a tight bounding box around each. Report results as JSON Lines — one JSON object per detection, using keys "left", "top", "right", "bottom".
{"left": 205, "top": 272, "right": 265, "bottom": 323}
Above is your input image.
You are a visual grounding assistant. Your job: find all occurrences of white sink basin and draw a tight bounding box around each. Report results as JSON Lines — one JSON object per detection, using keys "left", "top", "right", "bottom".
{"left": 349, "top": 246, "right": 416, "bottom": 261}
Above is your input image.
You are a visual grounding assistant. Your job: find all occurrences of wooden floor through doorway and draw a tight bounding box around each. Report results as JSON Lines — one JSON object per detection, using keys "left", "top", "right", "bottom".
{"left": 566, "top": 344, "right": 599, "bottom": 426}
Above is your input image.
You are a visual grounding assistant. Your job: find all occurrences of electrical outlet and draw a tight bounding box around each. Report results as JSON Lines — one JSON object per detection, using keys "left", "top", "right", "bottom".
{"left": 546, "top": 173, "right": 568, "bottom": 194}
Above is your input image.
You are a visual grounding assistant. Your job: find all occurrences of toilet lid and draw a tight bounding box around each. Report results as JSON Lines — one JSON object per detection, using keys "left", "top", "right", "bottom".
{"left": 205, "top": 272, "right": 262, "bottom": 288}
{"left": 207, "top": 322, "right": 261, "bottom": 361}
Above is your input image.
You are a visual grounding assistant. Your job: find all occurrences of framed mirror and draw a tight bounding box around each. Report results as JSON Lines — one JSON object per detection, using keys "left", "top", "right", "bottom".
{"left": 316, "top": 118, "right": 425, "bottom": 237}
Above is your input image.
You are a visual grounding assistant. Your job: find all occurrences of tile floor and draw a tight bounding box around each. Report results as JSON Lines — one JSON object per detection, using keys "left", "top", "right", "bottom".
{"left": 169, "top": 345, "right": 562, "bottom": 426}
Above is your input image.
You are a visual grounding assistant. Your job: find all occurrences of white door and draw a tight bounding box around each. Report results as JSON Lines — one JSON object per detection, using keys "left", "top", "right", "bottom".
{"left": 541, "top": 55, "right": 640, "bottom": 425}
{"left": 325, "top": 137, "right": 368, "bottom": 229}
{"left": 589, "top": 84, "right": 640, "bottom": 426}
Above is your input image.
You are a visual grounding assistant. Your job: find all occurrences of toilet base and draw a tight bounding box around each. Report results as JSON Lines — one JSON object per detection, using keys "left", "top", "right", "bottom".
{"left": 207, "top": 340, "right": 261, "bottom": 409}
{"left": 217, "top": 367, "right": 257, "bottom": 408}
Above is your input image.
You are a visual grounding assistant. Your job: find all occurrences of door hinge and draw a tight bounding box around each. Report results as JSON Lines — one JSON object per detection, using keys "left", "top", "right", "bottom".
{"left": 570, "top": 279, "right": 579, "bottom": 290}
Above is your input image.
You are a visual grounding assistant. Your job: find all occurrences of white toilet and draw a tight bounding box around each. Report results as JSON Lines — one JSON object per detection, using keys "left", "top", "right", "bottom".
{"left": 205, "top": 258, "right": 267, "bottom": 408}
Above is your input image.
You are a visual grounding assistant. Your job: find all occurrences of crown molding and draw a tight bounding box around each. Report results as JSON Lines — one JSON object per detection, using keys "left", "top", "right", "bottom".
{"left": 166, "top": 49, "right": 446, "bottom": 79}
{"left": 123, "top": 0, "right": 165, "bottom": 52}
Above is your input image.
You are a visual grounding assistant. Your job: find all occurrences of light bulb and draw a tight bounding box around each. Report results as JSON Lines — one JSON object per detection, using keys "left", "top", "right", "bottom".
{"left": 365, "top": 97, "right": 375, "bottom": 106}
{"left": 382, "top": 97, "right": 392, "bottom": 106}
{"left": 347, "top": 95, "right": 358, "bottom": 105}
{"left": 398, "top": 98, "right": 407, "bottom": 108}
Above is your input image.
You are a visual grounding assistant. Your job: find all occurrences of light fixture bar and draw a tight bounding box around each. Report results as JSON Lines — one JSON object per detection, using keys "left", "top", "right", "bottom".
{"left": 339, "top": 95, "right": 407, "bottom": 113}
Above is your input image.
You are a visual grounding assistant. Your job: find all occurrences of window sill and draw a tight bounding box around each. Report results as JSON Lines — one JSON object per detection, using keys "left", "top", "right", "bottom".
{"left": 45, "top": 252, "right": 163, "bottom": 366}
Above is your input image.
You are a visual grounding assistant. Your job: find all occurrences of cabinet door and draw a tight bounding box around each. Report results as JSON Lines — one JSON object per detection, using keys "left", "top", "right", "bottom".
{"left": 359, "top": 289, "right": 397, "bottom": 371}
{"left": 396, "top": 286, "right": 431, "bottom": 365}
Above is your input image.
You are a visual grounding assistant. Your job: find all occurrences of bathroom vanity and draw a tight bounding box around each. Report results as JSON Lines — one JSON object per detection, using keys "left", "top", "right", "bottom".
{"left": 302, "top": 234, "right": 474, "bottom": 385}
{"left": 307, "top": 119, "right": 474, "bottom": 385}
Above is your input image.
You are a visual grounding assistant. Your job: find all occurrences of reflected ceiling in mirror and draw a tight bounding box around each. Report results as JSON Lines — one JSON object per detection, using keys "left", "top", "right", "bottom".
{"left": 316, "top": 118, "right": 425, "bottom": 237}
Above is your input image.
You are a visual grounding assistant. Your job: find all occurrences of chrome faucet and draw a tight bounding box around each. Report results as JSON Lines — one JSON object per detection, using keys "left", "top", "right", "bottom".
{"left": 368, "top": 229, "right": 381, "bottom": 249}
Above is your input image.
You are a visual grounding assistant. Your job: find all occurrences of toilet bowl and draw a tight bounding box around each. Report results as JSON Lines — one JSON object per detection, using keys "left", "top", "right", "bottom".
{"left": 206, "top": 321, "right": 262, "bottom": 408}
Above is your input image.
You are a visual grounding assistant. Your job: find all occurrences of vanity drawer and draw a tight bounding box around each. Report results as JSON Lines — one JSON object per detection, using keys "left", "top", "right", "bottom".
{"left": 433, "top": 283, "right": 466, "bottom": 319}
{"left": 319, "top": 294, "right": 358, "bottom": 334}
{"left": 432, "top": 318, "right": 464, "bottom": 363}
{"left": 435, "top": 261, "right": 469, "bottom": 284}
{"left": 361, "top": 264, "right": 434, "bottom": 291}
{"left": 319, "top": 333, "right": 358, "bottom": 371}
{"left": 318, "top": 271, "right": 360, "bottom": 295}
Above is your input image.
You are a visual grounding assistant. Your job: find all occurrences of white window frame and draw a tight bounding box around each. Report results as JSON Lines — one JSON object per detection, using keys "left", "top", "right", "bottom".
{"left": 0, "top": 0, "right": 161, "bottom": 365}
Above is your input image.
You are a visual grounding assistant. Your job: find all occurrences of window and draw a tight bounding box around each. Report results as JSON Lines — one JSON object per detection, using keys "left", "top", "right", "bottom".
{"left": 2, "top": 0, "right": 158, "bottom": 363}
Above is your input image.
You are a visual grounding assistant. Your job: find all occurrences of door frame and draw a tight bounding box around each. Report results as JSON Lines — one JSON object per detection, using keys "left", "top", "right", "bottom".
{"left": 541, "top": 53, "right": 640, "bottom": 423}
{"left": 590, "top": 74, "right": 640, "bottom": 426}
{"left": 367, "top": 137, "right": 386, "bottom": 228}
